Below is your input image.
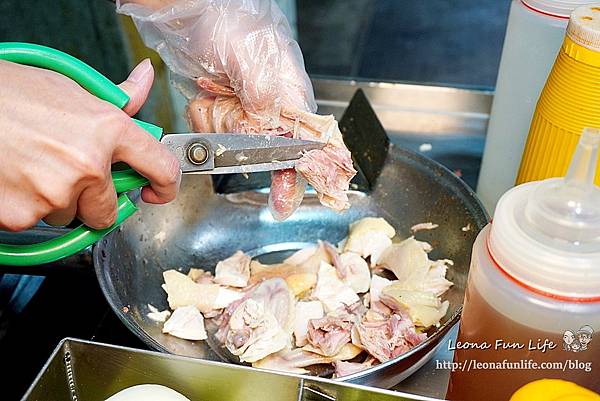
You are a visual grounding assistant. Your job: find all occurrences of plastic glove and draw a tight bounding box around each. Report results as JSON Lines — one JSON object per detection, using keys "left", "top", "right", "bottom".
{"left": 118, "top": 0, "right": 356, "bottom": 220}
{"left": 117, "top": 0, "right": 316, "bottom": 122}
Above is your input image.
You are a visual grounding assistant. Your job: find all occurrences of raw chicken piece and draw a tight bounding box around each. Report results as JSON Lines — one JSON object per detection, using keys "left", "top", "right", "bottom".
{"left": 250, "top": 242, "right": 332, "bottom": 294}
{"left": 356, "top": 313, "right": 425, "bottom": 362}
{"left": 410, "top": 222, "right": 439, "bottom": 232}
{"left": 187, "top": 268, "right": 214, "bottom": 284}
{"left": 380, "top": 286, "right": 449, "bottom": 328}
{"left": 215, "top": 251, "right": 251, "bottom": 288}
{"left": 164, "top": 270, "right": 218, "bottom": 313}
{"left": 253, "top": 344, "right": 362, "bottom": 374}
{"left": 322, "top": 241, "right": 345, "bottom": 278}
{"left": 424, "top": 259, "right": 455, "bottom": 296}
{"left": 378, "top": 237, "right": 430, "bottom": 281}
{"left": 285, "top": 273, "right": 317, "bottom": 297}
{"left": 295, "top": 145, "right": 356, "bottom": 211}
{"left": 147, "top": 304, "right": 171, "bottom": 323}
{"left": 215, "top": 278, "right": 294, "bottom": 346}
{"left": 214, "top": 295, "right": 250, "bottom": 344}
{"left": 379, "top": 237, "right": 453, "bottom": 296}
{"left": 334, "top": 357, "right": 377, "bottom": 377}
{"left": 313, "top": 262, "right": 360, "bottom": 312}
{"left": 162, "top": 270, "right": 243, "bottom": 313}
{"left": 162, "top": 305, "right": 208, "bottom": 341}
{"left": 284, "top": 246, "right": 317, "bottom": 266}
{"left": 343, "top": 217, "right": 396, "bottom": 266}
{"left": 225, "top": 298, "right": 288, "bottom": 363}
{"left": 214, "top": 288, "right": 247, "bottom": 310}
{"left": 249, "top": 278, "right": 296, "bottom": 334}
{"left": 339, "top": 252, "right": 370, "bottom": 293}
{"left": 188, "top": 83, "right": 356, "bottom": 220}
{"left": 269, "top": 169, "right": 307, "bottom": 221}
{"left": 299, "top": 241, "right": 335, "bottom": 274}
{"left": 259, "top": 241, "right": 331, "bottom": 278}
{"left": 306, "top": 315, "right": 354, "bottom": 356}
{"left": 250, "top": 261, "right": 318, "bottom": 296}
{"left": 294, "top": 301, "right": 324, "bottom": 347}
{"left": 369, "top": 274, "right": 393, "bottom": 315}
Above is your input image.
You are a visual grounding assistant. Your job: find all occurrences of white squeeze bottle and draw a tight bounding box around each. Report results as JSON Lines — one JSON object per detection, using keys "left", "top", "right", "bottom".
{"left": 477, "top": 0, "right": 596, "bottom": 214}
{"left": 448, "top": 128, "right": 600, "bottom": 401}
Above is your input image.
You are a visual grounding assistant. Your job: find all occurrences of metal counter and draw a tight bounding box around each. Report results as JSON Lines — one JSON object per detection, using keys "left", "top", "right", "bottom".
{"left": 23, "top": 339, "right": 445, "bottom": 401}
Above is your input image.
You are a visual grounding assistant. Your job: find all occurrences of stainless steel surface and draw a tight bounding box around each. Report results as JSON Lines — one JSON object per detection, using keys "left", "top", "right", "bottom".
{"left": 312, "top": 78, "right": 493, "bottom": 189}
{"left": 23, "top": 338, "right": 443, "bottom": 401}
{"left": 392, "top": 325, "right": 458, "bottom": 399}
{"left": 312, "top": 78, "right": 492, "bottom": 137}
{"left": 93, "top": 140, "right": 488, "bottom": 389}
{"left": 161, "top": 133, "right": 324, "bottom": 174}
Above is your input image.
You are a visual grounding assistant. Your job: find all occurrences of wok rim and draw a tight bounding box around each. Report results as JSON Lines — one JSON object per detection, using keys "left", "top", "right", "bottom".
{"left": 93, "top": 144, "right": 489, "bottom": 384}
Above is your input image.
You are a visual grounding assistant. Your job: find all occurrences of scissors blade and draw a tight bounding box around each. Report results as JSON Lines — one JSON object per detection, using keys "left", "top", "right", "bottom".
{"left": 160, "top": 133, "right": 325, "bottom": 174}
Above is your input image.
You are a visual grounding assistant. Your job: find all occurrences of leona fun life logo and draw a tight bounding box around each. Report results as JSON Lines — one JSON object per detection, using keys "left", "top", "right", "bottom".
{"left": 563, "top": 325, "right": 593, "bottom": 353}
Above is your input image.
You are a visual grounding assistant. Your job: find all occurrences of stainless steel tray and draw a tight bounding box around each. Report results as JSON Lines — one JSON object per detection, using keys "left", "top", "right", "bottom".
{"left": 22, "top": 338, "right": 444, "bottom": 401}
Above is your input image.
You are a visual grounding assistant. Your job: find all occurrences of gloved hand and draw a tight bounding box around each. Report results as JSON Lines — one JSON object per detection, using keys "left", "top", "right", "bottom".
{"left": 0, "top": 59, "right": 181, "bottom": 231}
{"left": 118, "top": 0, "right": 355, "bottom": 220}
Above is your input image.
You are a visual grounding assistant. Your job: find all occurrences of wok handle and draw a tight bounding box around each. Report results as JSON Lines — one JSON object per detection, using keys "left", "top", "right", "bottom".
{"left": 0, "top": 42, "right": 163, "bottom": 266}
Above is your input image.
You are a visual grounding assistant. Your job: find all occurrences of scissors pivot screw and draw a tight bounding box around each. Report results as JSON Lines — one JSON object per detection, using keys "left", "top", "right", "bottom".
{"left": 187, "top": 143, "right": 209, "bottom": 165}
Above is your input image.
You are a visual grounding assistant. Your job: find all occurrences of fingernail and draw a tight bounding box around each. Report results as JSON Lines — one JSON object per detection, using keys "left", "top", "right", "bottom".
{"left": 128, "top": 58, "right": 152, "bottom": 83}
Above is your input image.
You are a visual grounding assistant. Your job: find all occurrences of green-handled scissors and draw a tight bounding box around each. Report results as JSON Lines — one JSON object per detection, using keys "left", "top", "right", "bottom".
{"left": 0, "top": 42, "right": 323, "bottom": 266}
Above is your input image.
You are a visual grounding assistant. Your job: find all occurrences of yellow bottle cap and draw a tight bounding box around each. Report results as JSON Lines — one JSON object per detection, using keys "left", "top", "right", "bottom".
{"left": 567, "top": 5, "right": 600, "bottom": 51}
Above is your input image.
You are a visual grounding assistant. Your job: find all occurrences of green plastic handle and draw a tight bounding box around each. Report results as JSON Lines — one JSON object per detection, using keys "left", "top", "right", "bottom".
{"left": 0, "top": 42, "right": 164, "bottom": 266}
{"left": 0, "top": 196, "right": 137, "bottom": 266}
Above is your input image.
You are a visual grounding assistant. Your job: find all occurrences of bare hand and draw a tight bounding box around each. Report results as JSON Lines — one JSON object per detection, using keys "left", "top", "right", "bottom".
{"left": 0, "top": 59, "right": 181, "bottom": 231}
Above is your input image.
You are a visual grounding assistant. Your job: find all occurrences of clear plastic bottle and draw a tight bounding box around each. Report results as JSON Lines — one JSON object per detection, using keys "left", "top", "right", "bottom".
{"left": 477, "top": 0, "right": 595, "bottom": 215}
{"left": 448, "top": 128, "right": 600, "bottom": 401}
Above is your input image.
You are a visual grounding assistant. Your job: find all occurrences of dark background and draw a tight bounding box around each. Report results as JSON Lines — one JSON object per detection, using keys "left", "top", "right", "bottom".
{"left": 0, "top": 0, "right": 510, "bottom": 399}
{"left": 298, "top": 0, "right": 510, "bottom": 87}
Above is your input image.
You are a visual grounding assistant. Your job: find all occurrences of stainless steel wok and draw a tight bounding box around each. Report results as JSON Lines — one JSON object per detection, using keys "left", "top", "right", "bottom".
{"left": 93, "top": 142, "right": 488, "bottom": 388}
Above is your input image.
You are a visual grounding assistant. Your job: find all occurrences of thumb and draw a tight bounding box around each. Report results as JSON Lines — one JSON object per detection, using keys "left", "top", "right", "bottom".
{"left": 118, "top": 58, "right": 154, "bottom": 116}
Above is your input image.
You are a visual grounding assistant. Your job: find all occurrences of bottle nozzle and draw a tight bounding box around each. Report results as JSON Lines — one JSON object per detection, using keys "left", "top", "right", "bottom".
{"left": 565, "top": 128, "right": 600, "bottom": 189}
{"left": 524, "top": 127, "right": 600, "bottom": 248}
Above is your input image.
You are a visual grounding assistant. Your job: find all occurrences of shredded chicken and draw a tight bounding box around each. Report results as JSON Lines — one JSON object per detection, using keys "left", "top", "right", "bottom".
{"left": 294, "top": 301, "right": 324, "bottom": 347}
{"left": 158, "top": 218, "right": 453, "bottom": 377}
{"left": 249, "top": 278, "right": 296, "bottom": 334}
{"left": 225, "top": 299, "right": 288, "bottom": 363}
{"left": 306, "top": 315, "right": 353, "bottom": 356}
{"left": 356, "top": 313, "right": 426, "bottom": 362}
{"left": 380, "top": 287, "right": 450, "bottom": 329}
{"left": 295, "top": 145, "right": 356, "bottom": 211}
{"left": 369, "top": 274, "right": 393, "bottom": 315}
{"left": 410, "top": 222, "right": 439, "bottom": 232}
{"left": 188, "top": 82, "right": 357, "bottom": 221}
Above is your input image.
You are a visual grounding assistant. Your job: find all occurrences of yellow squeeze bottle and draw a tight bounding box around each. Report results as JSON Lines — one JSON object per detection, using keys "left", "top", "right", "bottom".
{"left": 517, "top": 5, "right": 600, "bottom": 185}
